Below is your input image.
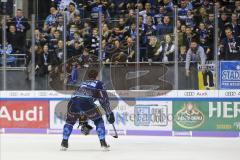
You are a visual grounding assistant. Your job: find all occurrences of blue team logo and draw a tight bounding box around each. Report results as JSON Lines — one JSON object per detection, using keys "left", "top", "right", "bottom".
{"left": 219, "top": 61, "right": 240, "bottom": 89}
{"left": 134, "top": 107, "right": 151, "bottom": 126}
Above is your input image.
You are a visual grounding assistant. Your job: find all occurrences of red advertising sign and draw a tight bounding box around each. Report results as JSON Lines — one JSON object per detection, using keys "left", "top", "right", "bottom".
{"left": 0, "top": 101, "right": 49, "bottom": 128}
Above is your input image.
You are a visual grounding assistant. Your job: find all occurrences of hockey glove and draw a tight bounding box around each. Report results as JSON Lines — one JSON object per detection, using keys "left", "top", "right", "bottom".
{"left": 106, "top": 112, "right": 115, "bottom": 124}
{"left": 81, "top": 123, "right": 93, "bottom": 135}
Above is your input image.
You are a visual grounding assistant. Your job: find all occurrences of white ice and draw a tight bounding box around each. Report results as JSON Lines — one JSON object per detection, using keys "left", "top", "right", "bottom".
{"left": 1, "top": 134, "right": 240, "bottom": 160}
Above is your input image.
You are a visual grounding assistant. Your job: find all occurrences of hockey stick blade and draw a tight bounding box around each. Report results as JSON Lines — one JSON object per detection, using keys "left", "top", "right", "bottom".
{"left": 112, "top": 124, "right": 118, "bottom": 138}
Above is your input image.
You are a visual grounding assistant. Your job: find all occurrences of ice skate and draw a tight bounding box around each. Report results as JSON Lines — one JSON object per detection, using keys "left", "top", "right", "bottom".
{"left": 100, "top": 139, "right": 110, "bottom": 151}
{"left": 60, "top": 139, "right": 68, "bottom": 151}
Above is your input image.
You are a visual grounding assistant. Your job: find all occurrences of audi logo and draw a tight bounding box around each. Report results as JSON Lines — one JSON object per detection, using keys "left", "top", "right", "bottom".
{"left": 184, "top": 92, "right": 195, "bottom": 96}
{"left": 225, "top": 91, "right": 236, "bottom": 96}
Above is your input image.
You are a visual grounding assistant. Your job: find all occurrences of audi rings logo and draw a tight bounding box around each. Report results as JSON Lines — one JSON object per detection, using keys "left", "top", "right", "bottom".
{"left": 225, "top": 91, "right": 236, "bottom": 96}
{"left": 184, "top": 92, "right": 195, "bottom": 96}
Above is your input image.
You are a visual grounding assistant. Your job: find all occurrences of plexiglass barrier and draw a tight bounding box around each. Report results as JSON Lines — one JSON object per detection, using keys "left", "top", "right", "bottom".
{"left": 0, "top": 3, "right": 239, "bottom": 91}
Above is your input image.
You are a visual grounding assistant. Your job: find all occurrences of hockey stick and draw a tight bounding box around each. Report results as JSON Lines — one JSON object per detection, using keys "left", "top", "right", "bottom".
{"left": 112, "top": 124, "right": 118, "bottom": 138}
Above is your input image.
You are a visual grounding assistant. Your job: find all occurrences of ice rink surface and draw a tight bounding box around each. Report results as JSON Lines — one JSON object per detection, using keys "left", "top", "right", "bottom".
{"left": 1, "top": 134, "right": 240, "bottom": 160}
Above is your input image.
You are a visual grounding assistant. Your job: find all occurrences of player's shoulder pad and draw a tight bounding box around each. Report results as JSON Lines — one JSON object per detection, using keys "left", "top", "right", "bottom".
{"left": 95, "top": 80, "right": 105, "bottom": 89}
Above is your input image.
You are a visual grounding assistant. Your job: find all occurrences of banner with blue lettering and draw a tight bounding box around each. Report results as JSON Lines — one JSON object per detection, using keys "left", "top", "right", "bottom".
{"left": 219, "top": 61, "right": 240, "bottom": 89}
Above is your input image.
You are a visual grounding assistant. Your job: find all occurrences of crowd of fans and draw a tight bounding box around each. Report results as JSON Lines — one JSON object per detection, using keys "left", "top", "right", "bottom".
{"left": 0, "top": 0, "right": 240, "bottom": 79}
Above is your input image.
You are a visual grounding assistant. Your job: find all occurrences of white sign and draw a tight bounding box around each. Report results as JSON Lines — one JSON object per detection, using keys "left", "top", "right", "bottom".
{"left": 49, "top": 99, "right": 172, "bottom": 132}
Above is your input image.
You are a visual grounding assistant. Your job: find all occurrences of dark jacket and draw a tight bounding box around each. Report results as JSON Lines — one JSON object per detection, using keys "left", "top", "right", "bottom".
{"left": 10, "top": 17, "right": 30, "bottom": 34}
{"left": 220, "top": 36, "right": 240, "bottom": 60}
{"left": 36, "top": 52, "right": 53, "bottom": 67}
{"left": 7, "top": 31, "right": 24, "bottom": 52}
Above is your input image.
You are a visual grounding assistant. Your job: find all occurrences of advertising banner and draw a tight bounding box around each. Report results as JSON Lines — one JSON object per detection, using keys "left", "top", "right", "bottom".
{"left": 115, "top": 100, "right": 172, "bottom": 131}
{"left": 219, "top": 61, "right": 240, "bottom": 89}
{"left": 0, "top": 101, "right": 49, "bottom": 128}
{"left": 173, "top": 101, "right": 240, "bottom": 131}
{"left": 49, "top": 100, "right": 69, "bottom": 130}
{"left": 49, "top": 99, "right": 172, "bottom": 133}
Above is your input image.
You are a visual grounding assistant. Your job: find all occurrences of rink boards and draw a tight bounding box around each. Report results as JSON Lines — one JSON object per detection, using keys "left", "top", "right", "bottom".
{"left": 0, "top": 90, "right": 240, "bottom": 137}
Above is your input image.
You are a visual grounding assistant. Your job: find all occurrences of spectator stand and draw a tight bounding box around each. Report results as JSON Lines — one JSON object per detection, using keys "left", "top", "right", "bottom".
{"left": 1, "top": 1, "right": 240, "bottom": 90}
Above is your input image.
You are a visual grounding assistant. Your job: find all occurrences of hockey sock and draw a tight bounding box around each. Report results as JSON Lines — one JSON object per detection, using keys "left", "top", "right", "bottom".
{"left": 94, "top": 118, "right": 105, "bottom": 140}
{"left": 63, "top": 123, "right": 73, "bottom": 140}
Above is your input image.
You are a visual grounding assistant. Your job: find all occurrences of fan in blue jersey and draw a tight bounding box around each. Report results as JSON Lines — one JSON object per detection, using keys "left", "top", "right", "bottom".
{"left": 61, "top": 69, "right": 115, "bottom": 151}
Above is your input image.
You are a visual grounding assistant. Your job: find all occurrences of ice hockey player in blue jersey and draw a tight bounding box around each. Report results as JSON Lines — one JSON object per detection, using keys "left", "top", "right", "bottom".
{"left": 61, "top": 69, "right": 115, "bottom": 151}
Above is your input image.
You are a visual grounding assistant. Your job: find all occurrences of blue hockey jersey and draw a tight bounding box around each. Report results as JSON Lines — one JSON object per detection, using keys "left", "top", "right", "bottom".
{"left": 71, "top": 80, "right": 111, "bottom": 114}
